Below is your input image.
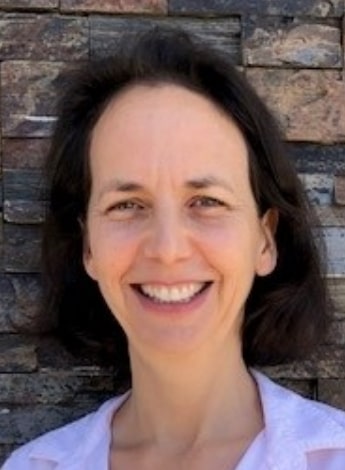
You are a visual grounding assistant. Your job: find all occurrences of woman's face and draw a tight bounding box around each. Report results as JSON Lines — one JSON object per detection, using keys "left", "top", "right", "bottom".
{"left": 84, "top": 83, "right": 277, "bottom": 358}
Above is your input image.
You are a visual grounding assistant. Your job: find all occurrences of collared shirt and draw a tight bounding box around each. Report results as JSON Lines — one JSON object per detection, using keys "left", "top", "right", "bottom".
{"left": 2, "top": 371, "right": 345, "bottom": 469}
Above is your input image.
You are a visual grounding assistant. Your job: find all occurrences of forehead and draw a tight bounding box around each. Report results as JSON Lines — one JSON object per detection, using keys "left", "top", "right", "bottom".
{"left": 89, "top": 83, "right": 250, "bottom": 187}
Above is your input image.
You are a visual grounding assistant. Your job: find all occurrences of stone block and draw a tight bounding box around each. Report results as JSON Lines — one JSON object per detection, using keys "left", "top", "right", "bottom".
{"left": 0, "top": 335, "right": 37, "bottom": 372}
{"left": 1, "top": 61, "right": 67, "bottom": 138}
{"left": 0, "top": 14, "right": 88, "bottom": 61}
{"left": 169, "top": 0, "right": 343, "bottom": 17}
{"left": 4, "top": 200, "right": 45, "bottom": 224}
{"left": 246, "top": 68, "right": 345, "bottom": 143}
{"left": 3, "top": 224, "right": 41, "bottom": 272}
{"left": 0, "top": 444, "right": 15, "bottom": 468}
{"left": 3, "top": 169, "right": 44, "bottom": 201}
{"left": 299, "top": 173, "right": 334, "bottom": 206}
{"left": 0, "top": 403, "right": 97, "bottom": 445}
{"left": 263, "top": 347, "right": 345, "bottom": 379}
{"left": 318, "top": 379, "right": 345, "bottom": 409}
{"left": 329, "top": 277, "right": 345, "bottom": 316}
{"left": 326, "top": 320, "right": 345, "bottom": 345}
{"left": 0, "top": 1, "right": 57, "bottom": 8}
{"left": 275, "top": 378, "right": 316, "bottom": 399}
{"left": 288, "top": 143, "right": 345, "bottom": 174}
{"left": 61, "top": 0, "right": 167, "bottom": 14}
{"left": 322, "top": 227, "right": 345, "bottom": 276}
{"left": 0, "top": 371, "right": 114, "bottom": 405}
{"left": 334, "top": 175, "right": 345, "bottom": 205}
{"left": 0, "top": 274, "right": 42, "bottom": 333}
{"left": 2, "top": 138, "right": 50, "bottom": 170}
{"left": 243, "top": 17, "right": 341, "bottom": 68}
{"left": 314, "top": 206, "right": 345, "bottom": 226}
{"left": 90, "top": 16, "right": 240, "bottom": 63}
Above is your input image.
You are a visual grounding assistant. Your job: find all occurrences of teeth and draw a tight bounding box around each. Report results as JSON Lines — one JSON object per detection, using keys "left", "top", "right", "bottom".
{"left": 140, "top": 282, "right": 205, "bottom": 303}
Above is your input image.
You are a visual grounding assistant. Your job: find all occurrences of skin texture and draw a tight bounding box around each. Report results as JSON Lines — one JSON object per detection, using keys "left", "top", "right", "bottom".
{"left": 83, "top": 83, "right": 278, "bottom": 469}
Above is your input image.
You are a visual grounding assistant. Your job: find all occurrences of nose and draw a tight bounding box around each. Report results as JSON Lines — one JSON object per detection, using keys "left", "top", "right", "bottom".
{"left": 143, "top": 209, "right": 192, "bottom": 265}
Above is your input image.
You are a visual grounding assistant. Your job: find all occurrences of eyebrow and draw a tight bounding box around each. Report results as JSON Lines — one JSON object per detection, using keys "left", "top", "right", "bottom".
{"left": 98, "top": 175, "right": 234, "bottom": 199}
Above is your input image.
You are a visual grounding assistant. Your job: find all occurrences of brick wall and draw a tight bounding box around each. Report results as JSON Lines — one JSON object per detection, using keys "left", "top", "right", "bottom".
{"left": 0, "top": 0, "right": 345, "bottom": 464}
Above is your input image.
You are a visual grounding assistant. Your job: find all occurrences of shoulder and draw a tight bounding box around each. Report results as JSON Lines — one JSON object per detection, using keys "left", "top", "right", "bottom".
{"left": 253, "top": 370, "right": 345, "bottom": 469}
{"left": 2, "top": 393, "right": 129, "bottom": 470}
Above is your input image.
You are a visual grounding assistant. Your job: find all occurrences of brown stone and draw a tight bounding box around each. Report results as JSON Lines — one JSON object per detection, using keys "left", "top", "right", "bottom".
{"left": 2, "top": 139, "right": 50, "bottom": 170}
{"left": 329, "top": 278, "right": 345, "bottom": 317}
{"left": 0, "top": 0, "right": 57, "bottom": 8}
{"left": 314, "top": 206, "right": 345, "bottom": 226}
{"left": 243, "top": 18, "right": 341, "bottom": 68}
{"left": 318, "top": 379, "right": 345, "bottom": 409}
{"left": 0, "top": 14, "right": 88, "bottom": 61}
{"left": 334, "top": 174, "right": 345, "bottom": 205}
{"left": 0, "top": 335, "right": 37, "bottom": 372}
{"left": 1, "top": 61, "right": 67, "bottom": 137}
{"left": 246, "top": 68, "right": 345, "bottom": 143}
{"left": 60, "top": 0, "right": 167, "bottom": 14}
{"left": 90, "top": 16, "right": 240, "bottom": 63}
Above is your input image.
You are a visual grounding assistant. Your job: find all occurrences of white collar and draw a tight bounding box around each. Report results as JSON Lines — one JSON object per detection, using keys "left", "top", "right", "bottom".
{"left": 252, "top": 370, "right": 345, "bottom": 469}
{"left": 28, "top": 372, "right": 345, "bottom": 469}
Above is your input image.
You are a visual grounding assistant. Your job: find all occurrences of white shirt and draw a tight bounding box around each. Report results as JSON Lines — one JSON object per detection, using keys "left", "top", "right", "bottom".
{"left": 2, "top": 371, "right": 345, "bottom": 469}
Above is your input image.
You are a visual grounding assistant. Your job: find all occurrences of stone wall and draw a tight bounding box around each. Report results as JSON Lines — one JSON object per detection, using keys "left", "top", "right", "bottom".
{"left": 0, "top": 0, "right": 345, "bottom": 464}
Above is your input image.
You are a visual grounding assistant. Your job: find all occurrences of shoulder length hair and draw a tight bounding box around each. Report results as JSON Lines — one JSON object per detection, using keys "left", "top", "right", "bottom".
{"left": 42, "top": 27, "right": 331, "bottom": 388}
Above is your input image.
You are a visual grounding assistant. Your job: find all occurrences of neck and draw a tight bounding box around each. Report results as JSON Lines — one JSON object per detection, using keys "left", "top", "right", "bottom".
{"left": 113, "top": 341, "right": 263, "bottom": 451}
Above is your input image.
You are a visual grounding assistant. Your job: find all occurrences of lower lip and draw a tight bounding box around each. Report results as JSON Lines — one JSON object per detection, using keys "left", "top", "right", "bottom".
{"left": 132, "top": 284, "right": 212, "bottom": 315}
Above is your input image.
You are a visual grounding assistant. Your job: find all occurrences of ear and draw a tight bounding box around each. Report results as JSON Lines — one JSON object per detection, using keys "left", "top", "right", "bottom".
{"left": 80, "top": 218, "right": 98, "bottom": 281}
{"left": 255, "top": 208, "right": 279, "bottom": 277}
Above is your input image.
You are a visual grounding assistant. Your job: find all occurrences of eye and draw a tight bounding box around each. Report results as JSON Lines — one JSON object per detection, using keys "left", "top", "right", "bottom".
{"left": 105, "top": 199, "right": 146, "bottom": 219}
{"left": 191, "top": 196, "right": 226, "bottom": 208}
{"left": 109, "top": 200, "right": 143, "bottom": 211}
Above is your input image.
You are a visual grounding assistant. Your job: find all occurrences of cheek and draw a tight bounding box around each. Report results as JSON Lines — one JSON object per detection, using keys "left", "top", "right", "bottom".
{"left": 86, "top": 221, "right": 141, "bottom": 281}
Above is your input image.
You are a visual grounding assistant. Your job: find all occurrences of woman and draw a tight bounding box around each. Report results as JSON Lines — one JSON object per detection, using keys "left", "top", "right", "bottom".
{"left": 3, "top": 27, "right": 345, "bottom": 470}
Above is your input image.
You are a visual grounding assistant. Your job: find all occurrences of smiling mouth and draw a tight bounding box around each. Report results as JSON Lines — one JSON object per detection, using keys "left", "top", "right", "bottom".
{"left": 132, "top": 282, "right": 212, "bottom": 304}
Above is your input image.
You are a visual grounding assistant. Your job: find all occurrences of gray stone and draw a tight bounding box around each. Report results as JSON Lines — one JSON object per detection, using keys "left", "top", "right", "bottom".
{"left": 3, "top": 169, "right": 44, "bottom": 201}
{"left": 335, "top": 175, "right": 345, "bottom": 205}
{"left": 1, "top": 61, "right": 68, "bottom": 137}
{"left": 4, "top": 200, "right": 45, "bottom": 224}
{"left": 322, "top": 227, "right": 345, "bottom": 276}
{"left": 299, "top": 173, "right": 334, "bottom": 206}
{"left": 0, "top": 335, "right": 37, "bottom": 372}
{"left": 288, "top": 143, "right": 345, "bottom": 174}
{"left": 169, "top": 0, "right": 343, "bottom": 17}
{"left": 0, "top": 403, "right": 98, "bottom": 445}
{"left": 3, "top": 224, "right": 41, "bottom": 272}
{"left": 0, "top": 0, "right": 57, "bottom": 8}
{"left": 90, "top": 16, "right": 240, "bottom": 63}
{"left": 0, "top": 371, "right": 114, "bottom": 404}
{"left": 318, "top": 379, "right": 345, "bottom": 409}
{"left": 329, "top": 277, "right": 345, "bottom": 317}
{"left": 0, "top": 274, "right": 42, "bottom": 333}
